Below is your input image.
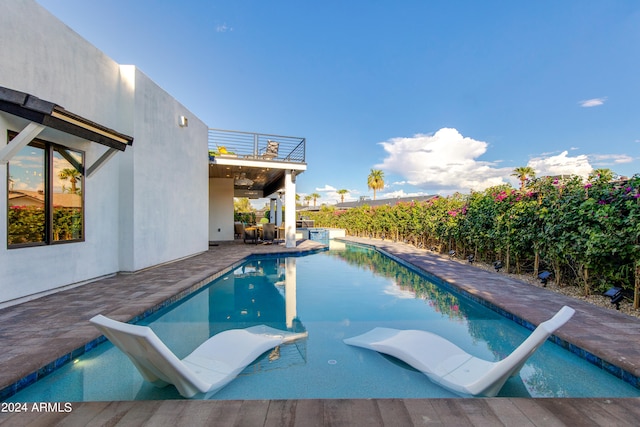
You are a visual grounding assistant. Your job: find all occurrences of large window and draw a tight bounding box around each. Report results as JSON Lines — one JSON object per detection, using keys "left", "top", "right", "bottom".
{"left": 7, "top": 132, "right": 84, "bottom": 247}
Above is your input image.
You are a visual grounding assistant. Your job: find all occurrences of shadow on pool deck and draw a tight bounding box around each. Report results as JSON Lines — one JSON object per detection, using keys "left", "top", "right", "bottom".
{"left": 1, "top": 237, "right": 640, "bottom": 426}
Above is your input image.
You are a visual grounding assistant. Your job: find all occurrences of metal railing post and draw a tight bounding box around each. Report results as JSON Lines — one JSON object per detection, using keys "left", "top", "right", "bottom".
{"left": 254, "top": 133, "right": 259, "bottom": 157}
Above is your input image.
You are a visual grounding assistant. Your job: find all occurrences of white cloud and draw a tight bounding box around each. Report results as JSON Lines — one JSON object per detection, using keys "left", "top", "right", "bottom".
{"left": 579, "top": 97, "right": 606, "bottom": 107}
{"left": 590, "top": 154, "right": 634, "bottom": 165}
{"left": 215, "top": 23, "right": 233, "bottom": 33}
{"left": 314, "top": 185, "right": 358, "bottom": 204}
{"left": 380, "top": 189, "right": 428, "bottom": 199}
{"left": 375, "top": 128, "right": 632, "bottom": 195}
{"left": 376, "top": 128, "right": 510, "bottom": 193}
{"left": 527, "top": 151, "right": 592, "bottom": 177}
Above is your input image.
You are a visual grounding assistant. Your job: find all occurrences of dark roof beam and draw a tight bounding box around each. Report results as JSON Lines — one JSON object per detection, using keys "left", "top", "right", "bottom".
{"left": 0, "top": 86, "right": 133, "bottom": 152}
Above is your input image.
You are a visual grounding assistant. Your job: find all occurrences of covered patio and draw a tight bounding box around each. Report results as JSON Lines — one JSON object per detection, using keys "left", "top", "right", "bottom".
{"left": 208, "top": 129, "right": 307, "bottom": 248}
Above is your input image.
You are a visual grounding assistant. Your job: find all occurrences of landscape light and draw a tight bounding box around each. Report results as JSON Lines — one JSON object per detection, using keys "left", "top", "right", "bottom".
{"left": 538, "top": 271, "right": 551, "bottom": 287}
{"left": 467, "top": 255, "right": 474, "bottom": 264}
{"left": 604, "top": 287, "right": 623, "bottom": 310}
{"left": 448, "top": 250, "right": 456, "bottom": 259}
{"left": 493, "top": 261, "right": 503, "bottom": 272}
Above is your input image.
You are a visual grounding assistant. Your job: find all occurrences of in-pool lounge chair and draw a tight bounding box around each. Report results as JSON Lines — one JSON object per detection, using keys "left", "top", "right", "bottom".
{"left": 90, "top": 315, "right": 307, "bottom": 398}
{"left": 344, "top": 305, "right": 575, "bottom": 397}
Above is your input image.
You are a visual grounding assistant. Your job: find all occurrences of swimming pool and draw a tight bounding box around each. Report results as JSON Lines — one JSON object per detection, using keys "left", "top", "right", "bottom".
{"left": 9, "top": 241, "right": 640, "bottom": 401}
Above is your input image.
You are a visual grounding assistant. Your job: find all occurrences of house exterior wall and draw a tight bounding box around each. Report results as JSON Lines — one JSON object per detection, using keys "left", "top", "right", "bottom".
{"left": 209, "top": 178, "right": 235, "bottom": 241}
{"left": 0, "top": 0, "right": 209, "bottom": 304}
{"left": 120, "top": 68, "right": 209, "bottom": 272}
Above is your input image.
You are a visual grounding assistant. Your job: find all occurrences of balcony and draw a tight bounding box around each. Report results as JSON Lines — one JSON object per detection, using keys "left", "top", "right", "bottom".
{"left": 208, "top": 128, "right": 307, "bottom": 198}
{"left": 208, "top": 128, "right": 305, "bottom": 163}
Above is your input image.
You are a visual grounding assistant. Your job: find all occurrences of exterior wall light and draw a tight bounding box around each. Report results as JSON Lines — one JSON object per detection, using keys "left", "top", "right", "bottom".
{"left": 179, "top": 115, "right": 188, "bottom": 127}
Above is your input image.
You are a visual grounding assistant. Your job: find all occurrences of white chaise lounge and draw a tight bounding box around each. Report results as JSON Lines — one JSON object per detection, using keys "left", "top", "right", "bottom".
{"left": 344, "top": 305, "right": 575, "bottom": 397}
{"left": 90, "top": 315, "right": 307, "bottom": 398}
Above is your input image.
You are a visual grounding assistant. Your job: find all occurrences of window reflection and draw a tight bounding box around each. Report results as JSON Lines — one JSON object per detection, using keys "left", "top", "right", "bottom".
{"left": 53, "top": 147, "right": 83, "bottom": 241}
{"left": 8, "top": 142, "right": 46, "bottom": 245}
{"left": 7, "top": 134, "right": 84, "bottom": 247}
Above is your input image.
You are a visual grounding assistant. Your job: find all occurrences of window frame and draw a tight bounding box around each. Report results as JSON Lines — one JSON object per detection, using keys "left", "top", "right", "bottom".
{"left": 6, "top": 131, "right": 85, "bottom": 249}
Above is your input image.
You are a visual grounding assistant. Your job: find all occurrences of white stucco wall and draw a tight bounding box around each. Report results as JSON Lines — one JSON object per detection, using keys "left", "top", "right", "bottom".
{"left": 0, "top": 0, "right": 209, "bottom": 304}
{"left": 121, "top": 69, "right": 209, "bottom": 271}
{"left": 209, "top": 178, "right": 235, "bottom": 241}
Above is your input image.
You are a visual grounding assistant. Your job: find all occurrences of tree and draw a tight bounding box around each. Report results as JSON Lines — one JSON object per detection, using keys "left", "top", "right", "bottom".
{"left": 234, "top": 197, "right": 253, "bottom": 213}
{"left": 367, "top": 169, "right": 385, "bottom": 200}
{"left": 58, "top": 168, "right": 81, "bottom": 194}
{"left": 511, "top": 166, "right": 535, "bottom": 190}
{"left": 337, "top": 189, "right": 349, "bottom": 203}
{"left": 304, "top": 195, "right": 312, "bottom": 206}
{"left": 310, "top": 193, "right": 321, "bottom": 207}
{"left": 589, "top": 168, "right": 614, "bottom": 184}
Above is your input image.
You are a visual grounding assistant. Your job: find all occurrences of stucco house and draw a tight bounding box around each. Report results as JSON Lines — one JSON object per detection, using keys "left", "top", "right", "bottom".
{"left": 0, "top": 0, "right": 305, "bottom": 307}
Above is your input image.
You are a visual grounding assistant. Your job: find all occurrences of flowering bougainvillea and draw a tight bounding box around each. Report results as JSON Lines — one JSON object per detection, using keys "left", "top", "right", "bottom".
{"left": 308, "top": 174, "right": 640, "bottom": 304}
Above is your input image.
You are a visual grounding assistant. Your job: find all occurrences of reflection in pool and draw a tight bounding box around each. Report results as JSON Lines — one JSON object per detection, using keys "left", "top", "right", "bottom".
{"left": 9, "top": 241, "right": 640, "bottom": 401}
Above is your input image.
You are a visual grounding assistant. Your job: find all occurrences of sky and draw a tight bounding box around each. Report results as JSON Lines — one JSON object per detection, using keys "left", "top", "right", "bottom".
{"left": 38, "top": 0, "right": 640, "bottom": 205}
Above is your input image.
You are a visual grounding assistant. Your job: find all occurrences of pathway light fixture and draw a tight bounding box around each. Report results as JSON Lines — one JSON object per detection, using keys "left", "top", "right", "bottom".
{"left": 604, "top": 287, "right": 623, "bottom": 310}
{"left": 538, "top": 271, "right": 551, "bottom": 286}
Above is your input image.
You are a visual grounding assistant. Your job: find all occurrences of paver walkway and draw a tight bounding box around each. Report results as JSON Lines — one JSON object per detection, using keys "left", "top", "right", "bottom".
{"left": 1, "top": 237, "right": 639, "bottom": 426}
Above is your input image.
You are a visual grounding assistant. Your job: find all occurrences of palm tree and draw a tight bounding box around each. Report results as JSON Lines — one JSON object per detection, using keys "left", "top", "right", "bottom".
{"left": 304, "top": 195, "right": 312, "bottom": 207}
{"left": 337, "top": 189, "right": 349, "bottom": 203}
{"left": 589, "top": 168, "right": 614, "bottom": 184}
{"left": 367, "top": 169, "right": 384, "bottom": 200}
{"left": 58, "top": 168, "right": 81, "bottom": 194}
{"left": 511, "top": 166, "right": 535, "bottom": 190}
{"left": 310, "top": 193, "right": 321, "bottom": 207}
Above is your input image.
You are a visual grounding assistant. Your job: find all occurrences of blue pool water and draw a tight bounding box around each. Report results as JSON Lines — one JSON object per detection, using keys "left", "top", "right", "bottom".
{"left": 9, "top": 241, "right": 640, "bottom": 401}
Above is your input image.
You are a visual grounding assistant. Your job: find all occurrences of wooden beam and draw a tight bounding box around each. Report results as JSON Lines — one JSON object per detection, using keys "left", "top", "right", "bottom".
{"left": 0, "top": 122, "right": 45, "bottom": 164}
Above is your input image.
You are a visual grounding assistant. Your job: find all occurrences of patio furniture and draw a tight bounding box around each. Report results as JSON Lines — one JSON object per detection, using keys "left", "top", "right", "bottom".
{"left": 244, "top": 226, "right": 259, "bottom": 244}
{"left": 90, "top": 314, "right": 308, "bottom": 398}
{"left": 261, "top": 140, "right": 279, "bottom": 160}
{"left": 344, "top": 305, "right": 575, "bottom": 397}
{"left": 262, "top": 223, "right": 276, "bottom": 243}
{"left": 234, "top": 222, "right": 244, "bottom": 239}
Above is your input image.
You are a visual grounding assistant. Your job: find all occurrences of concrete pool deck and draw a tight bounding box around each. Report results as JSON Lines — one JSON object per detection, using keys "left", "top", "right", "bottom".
{"left": 1, "top": 237, "right": 640, "bottom": 425}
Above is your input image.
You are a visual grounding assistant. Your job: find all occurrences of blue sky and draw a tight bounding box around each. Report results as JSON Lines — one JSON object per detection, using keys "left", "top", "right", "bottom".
{"left": 38, "top": 0, "right": 640, "bottom": 205}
